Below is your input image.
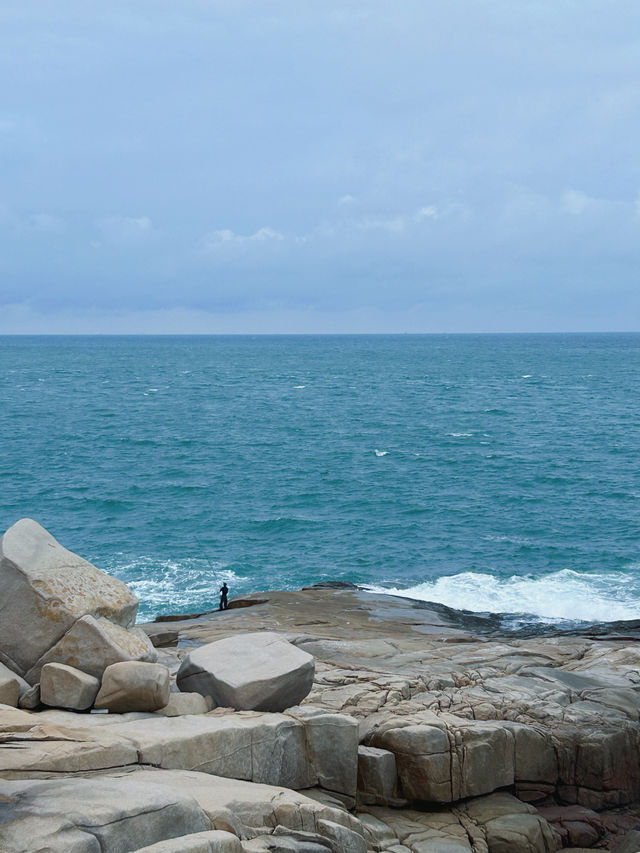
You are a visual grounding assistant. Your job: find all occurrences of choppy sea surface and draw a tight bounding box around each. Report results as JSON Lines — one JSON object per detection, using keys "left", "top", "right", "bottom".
{"left": 1, "top": 334, "right": 639, "bottom": 625}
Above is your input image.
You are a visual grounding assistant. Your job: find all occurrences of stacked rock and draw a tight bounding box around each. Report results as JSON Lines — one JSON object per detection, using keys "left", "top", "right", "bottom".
{"left": 0, "top": 519, "right": 316, "bottom": 718}
{"left": 0, "top": 519, "right": 157, "bottom": 684}
{"left": 0, "top": 519, "right": 171, "bottom": 714}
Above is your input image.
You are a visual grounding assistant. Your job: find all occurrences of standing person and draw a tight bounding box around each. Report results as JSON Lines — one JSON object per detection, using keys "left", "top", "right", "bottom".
{"left": 219, "top": 582, "right": 229, "bottom": 611}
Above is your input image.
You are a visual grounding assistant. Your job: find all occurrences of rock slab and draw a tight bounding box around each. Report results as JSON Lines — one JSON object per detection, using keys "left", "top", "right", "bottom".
{"left": 177, "top": 632, "right": 315, "bottom": 712}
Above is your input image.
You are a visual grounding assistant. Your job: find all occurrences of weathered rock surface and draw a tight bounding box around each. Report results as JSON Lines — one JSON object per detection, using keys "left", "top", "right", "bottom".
{"left": 0, "top": 676, "right": 20, "bottom": 707}
{"left": 40, "top": 662, "right": 100, "bottom": 710}
{"left": 25, "top": 613, "right": 157, "bottom": 683}
{"left": 135, "top": 831, "right": 242, "bottom": 852}
{"left": 154, "top": 691, "right": 212, "bottom": 716}
{"left": 3, "top": 580, "right": 640, "bottom": 852}
{"left": 0, "top": 519, "right": 157, "bottom": 686}
{"left": 357, "top": 746, "right": 397, "bottom": 805}
{"left": 0, "top": 519, "right": 140, "bottom": 675}
{"left": 0, "top": 769, "right": 368, "bottom": 853}
{"left": 0, "top": 662, "right": 30, "bottom": 698}
{"left": 94, "top": 661, "right": 171, "bottom": 712}
{"left": 177, "top": 632, "right": 315, "bottom": 712}
{"left": 613, "top": 829, "right": 640, "bottom": 853}
{"left": 17, "top": 682, "right": 41, "bottom": 710}
{"left": 0, "top": 705, "right": 358, "bottom": 798}
{"left": 168, "top": 586, "right": 640, "bottom": 816}
{"left": 0, "top": 774, "right": 212, "bottom": 852}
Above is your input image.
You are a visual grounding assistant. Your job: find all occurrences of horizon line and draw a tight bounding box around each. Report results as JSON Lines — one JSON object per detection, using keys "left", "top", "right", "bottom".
{"left": 1, "top": 330, "right": 640, "bottom": 338}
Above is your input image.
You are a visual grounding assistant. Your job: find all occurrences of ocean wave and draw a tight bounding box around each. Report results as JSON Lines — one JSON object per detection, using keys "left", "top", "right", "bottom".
{"left": 364, "top": 569, "right": 640, "bottom": 623}
{"left": 103, "top": 555, "right": 243, "bottom": 621}
{"left": 374, "top": 449, "right": 388, "bottom": 457}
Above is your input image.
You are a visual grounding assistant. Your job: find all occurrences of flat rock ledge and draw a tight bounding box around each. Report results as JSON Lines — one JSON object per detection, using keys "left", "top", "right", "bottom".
{"left": 4, "top": 582, "right": 640, "bottom": 851}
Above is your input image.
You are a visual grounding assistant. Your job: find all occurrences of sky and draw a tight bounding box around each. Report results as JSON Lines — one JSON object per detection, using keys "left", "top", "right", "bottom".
{"left": 1, "top": 0, "right": 639, "bottom": 333}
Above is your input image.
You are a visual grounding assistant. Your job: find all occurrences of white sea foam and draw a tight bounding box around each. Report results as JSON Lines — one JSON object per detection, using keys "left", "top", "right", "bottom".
{"left": 449, "top": 432, "right": 473, "bottom": 437}
{"left": 521, "top": 374, "right": 533, "bottom": 378}
{"left": 107, "top": 555, "right": 242, "bottom": 620}
{"left": 293, "top": 385, "right": 306, "bottom": 389}
{"left": 364, "top": 569, "right": 640, "bottom": 623}
{"left": 374, "top": 449, "right": 388, "bottom": 457}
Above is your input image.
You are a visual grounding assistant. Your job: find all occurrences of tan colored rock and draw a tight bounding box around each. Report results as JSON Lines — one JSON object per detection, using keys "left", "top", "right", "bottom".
{"left": 0, "top": 706, "right": 358, "bottom": 797}
{"left": 25, "top": 613, "right": 157, "bottom": 683}
{"left": 357, "top": 745, "right": 397, "bottom": 804}
{"left": 94, "top": 661, "right": 171, "bottom": 712}
{"left": 40, "top": 662, "right": 100, "bottom": 710}
{"left": 0, "top": 719, "right": 140, "bottom": 776}
{"left": 0, "top": 774, "right": 211, "bottom": 853}
{"left": 463, "top": 792, "right": 561, "bottom": 853}
{"left": 370, "top": 719, "right": 452, "bottom": 802}
{"left": 0, "top": 676, "right": 20, "bottom": 708}
{"left": 0, "top": 766, "right": 370, "bottom": 853}
{"left": 177, "top": 632, "right": 314, "bottom": 712}
{"left": 0, "top": 518, "right": 139, "bottom": 675}
{"left": 0, "top": 662, "right": 30, "bottom": 698}
{"left": 316, "top": 819, "right": 366, "bottom": 853}
{"left": 287, "top": 708, "right": 359, "bottom": 799}
{"left": 134, "top": 830, "right": 243, "bottom": 852}
{"left": 154, "top": 691, "right": 212, "bottom": 716}
{"left": 121, "top": 768, "right": 366, "bottom": 850}
{"left": 17, "top": 683, "right": 40, "bottom": 710}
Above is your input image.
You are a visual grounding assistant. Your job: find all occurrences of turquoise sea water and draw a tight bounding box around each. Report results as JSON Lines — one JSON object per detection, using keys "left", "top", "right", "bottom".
{"left": 1, "top": 334, "right": 640, "bottom": 624}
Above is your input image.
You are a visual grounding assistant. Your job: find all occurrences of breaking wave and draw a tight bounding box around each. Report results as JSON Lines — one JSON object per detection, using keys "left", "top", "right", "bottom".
{"left": 365, "top": 568, "right": 640, "bottom": 624}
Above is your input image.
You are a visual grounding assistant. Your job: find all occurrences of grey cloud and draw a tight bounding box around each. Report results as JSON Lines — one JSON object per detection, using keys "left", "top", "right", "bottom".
{"left": 0, "top": 0, "right": 639, "bottom": 330}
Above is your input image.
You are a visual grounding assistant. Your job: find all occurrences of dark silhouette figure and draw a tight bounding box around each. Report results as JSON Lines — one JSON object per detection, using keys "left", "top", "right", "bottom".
{"left": 219, "top": 582, "right": 229, "bottom": 611}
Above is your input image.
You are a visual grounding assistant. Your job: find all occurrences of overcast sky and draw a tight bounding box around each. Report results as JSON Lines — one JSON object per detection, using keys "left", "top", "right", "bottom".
{"left": 1, "top": 1, "right": 639, "bottom": 333}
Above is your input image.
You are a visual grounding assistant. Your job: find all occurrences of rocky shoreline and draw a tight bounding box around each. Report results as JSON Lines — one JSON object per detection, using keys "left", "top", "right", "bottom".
{"left": 2, "top": 521, "right": 640, "bottom": 852}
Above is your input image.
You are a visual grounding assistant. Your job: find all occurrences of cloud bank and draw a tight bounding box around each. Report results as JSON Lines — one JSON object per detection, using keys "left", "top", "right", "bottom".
{"left": 1, "top": 0, "right": 639, "bottom": 332}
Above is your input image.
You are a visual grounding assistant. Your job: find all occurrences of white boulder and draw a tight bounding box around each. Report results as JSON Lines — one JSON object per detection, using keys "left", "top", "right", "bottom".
{"left": 177, "top": 632, "right": 315, "bottom": 712}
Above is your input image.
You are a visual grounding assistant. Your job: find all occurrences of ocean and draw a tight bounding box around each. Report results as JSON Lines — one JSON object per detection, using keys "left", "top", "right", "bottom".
{"left": 1, "top": 333, "right": 639, "bottom": 625}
